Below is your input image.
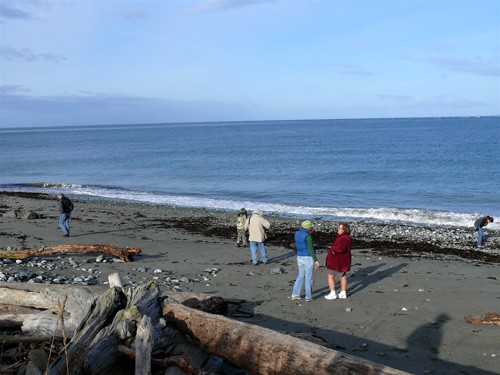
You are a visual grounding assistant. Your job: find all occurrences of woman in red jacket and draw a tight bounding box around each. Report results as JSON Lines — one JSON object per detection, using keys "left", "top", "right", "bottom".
{"left": 325, "top": 223, "right": 352, "bottom": 300}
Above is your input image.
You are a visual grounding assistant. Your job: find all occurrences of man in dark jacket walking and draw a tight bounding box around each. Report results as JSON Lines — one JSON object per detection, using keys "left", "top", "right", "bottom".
{"left": 57, "top": 193, "right": 74, "bottom": 237}
{"left": 474, "top": 215, "right": 494, "bottom": 246}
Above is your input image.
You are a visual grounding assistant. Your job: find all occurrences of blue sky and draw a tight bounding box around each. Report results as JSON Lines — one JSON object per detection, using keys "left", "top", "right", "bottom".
{"left": 1, "top": 0, "right": 499, "bottom": 127}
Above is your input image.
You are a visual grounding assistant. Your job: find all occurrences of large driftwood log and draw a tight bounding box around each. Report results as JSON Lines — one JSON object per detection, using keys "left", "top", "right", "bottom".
{"left": 164, "top": 303, "right": 411, "bottom": 375}
{"left": 0, "top": 282, "right": 107, "bottom": 337}
{"left": 0, "top": 244, "right": 141, "bottom": 262}
{"left": 0, "top": 282, "right": 225, "bottom": 337}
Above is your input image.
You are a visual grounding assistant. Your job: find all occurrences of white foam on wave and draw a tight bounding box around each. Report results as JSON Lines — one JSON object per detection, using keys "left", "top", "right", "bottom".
{"left": 2, "top": 183, "right": 497, "bottom": 230}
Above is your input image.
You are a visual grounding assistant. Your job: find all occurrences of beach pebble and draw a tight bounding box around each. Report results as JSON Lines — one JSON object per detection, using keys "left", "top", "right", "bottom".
{"left": 16, "top": 259, "right": 23, "bottom": 264}
{"left": 361, "top": 343, "right": 368, "bottom": 347}
{"left": 346, "top": 307, "right": 353, "bottom": 312}
{"left": 418, "top": 289, "right": 425, "bottom": 292}
{"left": 270, "top": 267, "right": 285, "bottom": 274}
{"left": 95, "top": 255, "right": 104, "bottom": 262}
{"left": 401, "top": 307, "right": 408, "bottom": 311}
{"left": 153, "top": 269, "right": 163, "bottom": 274}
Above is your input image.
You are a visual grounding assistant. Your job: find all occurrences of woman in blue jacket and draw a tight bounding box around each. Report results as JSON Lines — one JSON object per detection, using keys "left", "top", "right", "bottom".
{"left": 291, "top": 221, "right": 319, "bottom": 301}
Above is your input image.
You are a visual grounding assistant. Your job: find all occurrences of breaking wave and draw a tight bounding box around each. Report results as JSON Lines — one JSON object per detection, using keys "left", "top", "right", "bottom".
{"left": 1, "top": 183, "right": 496, "bottom": 230}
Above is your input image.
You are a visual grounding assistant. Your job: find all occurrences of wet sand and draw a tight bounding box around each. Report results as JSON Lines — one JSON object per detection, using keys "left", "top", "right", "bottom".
{"left": 0, "top": 193, "right": 499, "bottom": 374}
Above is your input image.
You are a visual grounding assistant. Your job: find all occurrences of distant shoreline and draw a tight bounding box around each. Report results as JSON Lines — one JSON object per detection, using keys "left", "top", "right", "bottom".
{"left": 1, "top": 191, "right": 498, "bottom": 263}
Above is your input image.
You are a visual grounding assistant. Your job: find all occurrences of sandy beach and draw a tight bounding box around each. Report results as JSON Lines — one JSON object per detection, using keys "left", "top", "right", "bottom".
{"left": 1, "top": 192, "right": 499, "bottom": 374}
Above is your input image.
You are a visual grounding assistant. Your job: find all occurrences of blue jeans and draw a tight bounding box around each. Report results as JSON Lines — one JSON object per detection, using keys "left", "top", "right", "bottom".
{"left": 477, "top": 227, "right": 483, "bottom": 246}
{"left": 292, "top": 256, "right": 314, "bottom": 300}
{"left": 59, "top": 213, "right": 71, "bottom": 235}
{"left": 250, "top": 241, "right": 268, "bottom": 264}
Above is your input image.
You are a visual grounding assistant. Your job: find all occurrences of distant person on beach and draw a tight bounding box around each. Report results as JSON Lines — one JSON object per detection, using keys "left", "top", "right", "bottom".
{"left": 474, "top": 215, "right": 494, "bottom": 246}
{"left": 291, "top": 221, "right": 319, "bottom": 302}
{"left": 245, "top": 209, "right": 270, "bottom": 265}
{"left": 236, "top": 208, "right": 248, "bottom": 247}
{"left": 57, "top": 193, "right": 74, "bottom": 237}
{"left": 325, "top": 223, "right": 352, "bottom": 300}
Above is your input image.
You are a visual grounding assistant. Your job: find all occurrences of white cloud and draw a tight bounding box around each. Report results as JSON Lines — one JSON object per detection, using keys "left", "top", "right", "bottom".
{"left": 0, "top": 0, "right": 46, "bottom": 22}
{"left": 0, "top": 46, "right": 66, "bottom": 62}
{"left": 0, "top": 84, "right": 31, "bottom": 94}
{"left": 425, "top": 57, "right": 500, "bottom": 77}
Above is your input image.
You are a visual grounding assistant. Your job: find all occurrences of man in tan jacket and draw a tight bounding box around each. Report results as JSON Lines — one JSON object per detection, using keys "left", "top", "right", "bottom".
{"left": 245, "top": 209, "right": 270, "bottom": 265}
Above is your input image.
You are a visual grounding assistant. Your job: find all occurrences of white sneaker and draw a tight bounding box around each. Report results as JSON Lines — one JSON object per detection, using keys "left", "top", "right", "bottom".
{"left": 324, "top": 291, "right": 337, "bottom": 300}
{"left": 338, "top": 291, "right": 347, "bottom": 299}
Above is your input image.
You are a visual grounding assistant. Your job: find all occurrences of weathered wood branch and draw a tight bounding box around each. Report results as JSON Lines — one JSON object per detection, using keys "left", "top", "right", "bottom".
{"left": 164, "top": 303, "right": 411, "bottom": 375}
{"left": 135, "top": 315, "right": 153, "bottom": 375}
{"left": 0, "top": 244, "right": 141, "bottom": 262}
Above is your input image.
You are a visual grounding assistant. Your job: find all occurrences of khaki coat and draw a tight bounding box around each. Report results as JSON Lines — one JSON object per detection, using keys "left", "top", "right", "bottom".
{"left": 245, "top": 214, "right": 270, "bottom": 242}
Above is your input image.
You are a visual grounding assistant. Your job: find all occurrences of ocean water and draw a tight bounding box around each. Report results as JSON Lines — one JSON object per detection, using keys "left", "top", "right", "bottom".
{"left": 0, "top": 117, "right": 499, "bottom": 229}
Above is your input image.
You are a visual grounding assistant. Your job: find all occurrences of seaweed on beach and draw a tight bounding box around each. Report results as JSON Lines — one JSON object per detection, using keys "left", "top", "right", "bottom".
{"left": 151, "top": 216, "right": 500, "bottom": 264}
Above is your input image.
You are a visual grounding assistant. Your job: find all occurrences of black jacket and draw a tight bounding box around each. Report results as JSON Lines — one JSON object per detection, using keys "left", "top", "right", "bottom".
{"left": 59, "top": 197, "right": 74, "bottom": 214}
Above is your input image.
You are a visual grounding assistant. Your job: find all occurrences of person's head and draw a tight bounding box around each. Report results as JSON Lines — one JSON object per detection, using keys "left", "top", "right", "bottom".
{"left": 57, "top": 193, "right": 64, "bottom": 200}
{"left": 301, "top": 220, "right": 314, "bottom": 232}
{"left": 338, "top": 222, "right": 351, "bottom": 235}
{"left": 238, "top": 208, "right": 247, "bottom": 216}
{"left": 487, "top": 216, "right": 494, "bottom": 223}
{"left": 253, "top": 209, "right": 262, "bottom": 216}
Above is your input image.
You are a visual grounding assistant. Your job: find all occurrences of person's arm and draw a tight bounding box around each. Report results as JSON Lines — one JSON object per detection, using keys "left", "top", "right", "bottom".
{"left": 305, "top": 236, "right": 318, "bottom": 262}
{"left": 263, "top": 218, "right": 270, "bottom": 229}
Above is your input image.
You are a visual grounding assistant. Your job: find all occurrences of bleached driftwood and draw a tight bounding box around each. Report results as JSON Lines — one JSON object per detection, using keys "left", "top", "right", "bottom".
{"left": 135, "top": 315, "right": 153, "bottom": 375}
{"left": 0, "top": 244, "right": 141, "bottom": 262}
{"left": 108, "top": 272, "right": 124, "bottom": 289}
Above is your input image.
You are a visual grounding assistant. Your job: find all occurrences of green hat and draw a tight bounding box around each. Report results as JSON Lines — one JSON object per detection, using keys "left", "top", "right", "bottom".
{"left": 302, "top": 220, "right": 313, "bottom": 230}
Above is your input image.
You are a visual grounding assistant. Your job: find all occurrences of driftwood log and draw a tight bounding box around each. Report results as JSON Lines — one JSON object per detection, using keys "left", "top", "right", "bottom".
{"left": 164, "top": 303, "right": 411, "bottom": 375}
{"left": 0, "top": 244, "right": 141, "bottom": 262}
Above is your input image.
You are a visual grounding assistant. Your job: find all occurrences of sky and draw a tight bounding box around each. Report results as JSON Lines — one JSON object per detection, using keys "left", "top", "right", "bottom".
{"left": 0, "top": 0, "right": 499, "bottom": 128}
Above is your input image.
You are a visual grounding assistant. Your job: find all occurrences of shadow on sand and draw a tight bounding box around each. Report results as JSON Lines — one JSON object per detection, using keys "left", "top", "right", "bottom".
{"left": 222, "top": 303, "right": 494, "bottom": 375}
